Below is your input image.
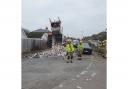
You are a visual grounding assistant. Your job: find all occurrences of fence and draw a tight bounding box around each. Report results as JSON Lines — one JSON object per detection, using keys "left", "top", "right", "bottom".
{"left": 22, "top": 38, "right": 48, "bottom": 53}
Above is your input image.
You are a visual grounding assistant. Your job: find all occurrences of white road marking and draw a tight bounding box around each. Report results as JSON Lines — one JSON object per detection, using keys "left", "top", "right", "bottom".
{"left": 80, "top": 71, "right": 88, "bottom": 75}
{"left": 76, "top": 86, "right": 82, "bottom": 89}
{"left": 86, "top": 63, "right": 92, "bottom": 70}
{"left": 59, "top": 84, "right": 63, "bottom": 87}
{"left": 86, "top": 78, "right": 92, "bottom": 81}
{"left": 91, "top": 72, "right": 96, "bottom": 77}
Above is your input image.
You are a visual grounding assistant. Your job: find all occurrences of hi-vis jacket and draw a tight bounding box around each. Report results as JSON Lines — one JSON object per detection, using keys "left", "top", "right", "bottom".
{"left": 65, "top": 43, "right": 74, "bottom": 53}
{"left": 77, "top": 43, "right": 84, "bottom": 52}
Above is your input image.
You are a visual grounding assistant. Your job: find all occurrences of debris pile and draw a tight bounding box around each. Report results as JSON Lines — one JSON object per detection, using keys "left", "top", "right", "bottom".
{"left": 40, "top": 44, "right": 66, "bottom": 57}
{"left": 22, "top": 45, "right": 67, "bottom": 58}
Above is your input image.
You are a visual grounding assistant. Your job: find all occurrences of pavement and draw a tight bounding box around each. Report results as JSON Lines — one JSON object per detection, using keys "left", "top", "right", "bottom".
{"left": 22, "top": 54, "right": 106, "bottom": 89}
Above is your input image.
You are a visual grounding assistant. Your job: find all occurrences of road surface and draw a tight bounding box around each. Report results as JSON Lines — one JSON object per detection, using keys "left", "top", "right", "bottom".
{"left": 22, "top": 54, "right": 106, "bottom": 89}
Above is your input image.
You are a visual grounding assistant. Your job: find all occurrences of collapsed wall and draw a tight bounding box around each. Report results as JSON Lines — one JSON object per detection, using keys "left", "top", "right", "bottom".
{"left": 49, "top": 17, "right": 63, "bottom": 45}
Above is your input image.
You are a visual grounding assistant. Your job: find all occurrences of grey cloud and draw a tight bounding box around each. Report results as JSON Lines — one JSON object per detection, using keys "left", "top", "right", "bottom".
{"left": 22, "top": 0, "right": 106, "bottom": 37}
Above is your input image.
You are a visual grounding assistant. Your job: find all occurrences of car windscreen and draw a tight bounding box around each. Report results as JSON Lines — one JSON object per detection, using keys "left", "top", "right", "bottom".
{"left": 83, "top": 43, "right": 91, "bottom": 49}
{"left": 73, "top": 40, "right": 79, "bottom": 44}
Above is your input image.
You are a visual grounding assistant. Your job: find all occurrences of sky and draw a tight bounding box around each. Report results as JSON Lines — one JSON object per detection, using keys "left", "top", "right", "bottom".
{"left": 22, "top": 0, "right": 106, "bottom": 38}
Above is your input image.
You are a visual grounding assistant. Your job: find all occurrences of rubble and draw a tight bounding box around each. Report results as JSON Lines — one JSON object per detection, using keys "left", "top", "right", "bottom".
{"left": 22, "top": 44, "right": 67, "bottom": 58}
{"left": 40, "top": 45, "right": 66, "bottom": 57}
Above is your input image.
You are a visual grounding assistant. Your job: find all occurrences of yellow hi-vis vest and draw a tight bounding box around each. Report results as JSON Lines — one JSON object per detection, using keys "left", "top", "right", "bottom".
{"left": 78, "top": 43, "right": 84, "bottom": 51}
{"left": 65, "top": 43, "right": 74, "bottom": 53}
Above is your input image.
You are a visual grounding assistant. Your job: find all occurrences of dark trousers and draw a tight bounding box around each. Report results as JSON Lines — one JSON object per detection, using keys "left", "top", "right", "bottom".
{"left": 67, "top": 52, "right": 73, "bottom": 61}
{"left": 77, "top": 51, "right": 82, "bottom": 60}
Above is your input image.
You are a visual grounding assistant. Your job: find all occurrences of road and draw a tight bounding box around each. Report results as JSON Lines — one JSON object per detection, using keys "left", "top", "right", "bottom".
{"left": 22, "top": 54, "right": 106, "bottom": 89}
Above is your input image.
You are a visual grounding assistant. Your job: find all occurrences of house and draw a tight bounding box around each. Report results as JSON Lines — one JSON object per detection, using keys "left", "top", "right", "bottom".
{"left": 22, "top": 28, "right": 27, "bottom": 38}
{"left": 27, "top": 27, "right": 51, "bottom": 38}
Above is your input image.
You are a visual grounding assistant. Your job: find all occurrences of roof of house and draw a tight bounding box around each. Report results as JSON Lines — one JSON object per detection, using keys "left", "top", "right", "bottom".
{"left": 27, "top": 32, "right": 44, "bottom": 38}
{"left": 27, "top": 28, "right": 51, "bottom": 38}
{"left": 32, "top": 29, "right": 51, "bottom": 33}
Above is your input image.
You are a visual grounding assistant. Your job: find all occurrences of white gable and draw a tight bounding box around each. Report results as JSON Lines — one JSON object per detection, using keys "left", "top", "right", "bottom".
{"left": 41, "top": 33, "right": 48, "bottom": 41}
{"left": 22, "top": 29, "right": 27, "bottom": 38}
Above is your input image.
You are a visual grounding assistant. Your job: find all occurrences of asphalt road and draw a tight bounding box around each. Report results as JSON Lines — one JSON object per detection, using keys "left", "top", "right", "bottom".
{"left": 22, "top": 54, "right": 106, "bottom": 89}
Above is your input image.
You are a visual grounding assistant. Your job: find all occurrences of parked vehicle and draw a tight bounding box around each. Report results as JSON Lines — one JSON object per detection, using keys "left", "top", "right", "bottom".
{"left": 83, "top": 43, "right": 92, "bottom": 55}
{"left": 73, "top": 40, "right": 79, "bottom": 48}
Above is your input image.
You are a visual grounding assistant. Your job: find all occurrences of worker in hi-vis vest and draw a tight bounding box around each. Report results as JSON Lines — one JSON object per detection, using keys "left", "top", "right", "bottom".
{"left": 65, "top": 39, "right": 74, "bottom": 63}
{"left": 77, "top": 40, "right": 84, "bottom": 60}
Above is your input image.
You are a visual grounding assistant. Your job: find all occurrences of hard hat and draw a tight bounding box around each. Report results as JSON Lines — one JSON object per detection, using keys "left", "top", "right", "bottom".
{"left": 67, "top": 39, "right": 71, "bottom": 42}
{"left": 80, "top": 40, "right": 82, "bottom": 43}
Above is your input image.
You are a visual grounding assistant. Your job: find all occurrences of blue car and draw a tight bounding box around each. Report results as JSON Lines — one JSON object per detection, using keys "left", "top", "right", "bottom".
{"left": 83, "top": 43, "right": 92, "bottom": 55}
